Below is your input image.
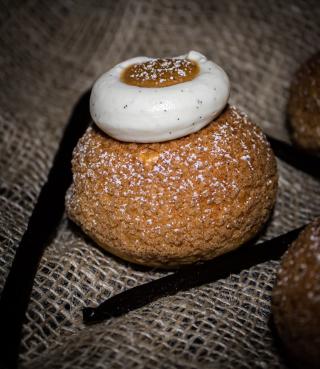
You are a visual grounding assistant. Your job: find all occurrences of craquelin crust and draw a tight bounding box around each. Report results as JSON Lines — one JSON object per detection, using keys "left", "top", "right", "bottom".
{"left": 66, "top": 106, "right": 278, "bottom": 267}
{"left": 272, "top": 218, "right": 320, "bottom": 369}
{"left": 287, "top": 52, "right": 320, "bottom": 152}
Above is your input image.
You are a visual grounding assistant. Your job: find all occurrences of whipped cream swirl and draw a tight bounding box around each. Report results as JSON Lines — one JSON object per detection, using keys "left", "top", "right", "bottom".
{"left": 90, "top": 51, "right": 230, "bottom": 143}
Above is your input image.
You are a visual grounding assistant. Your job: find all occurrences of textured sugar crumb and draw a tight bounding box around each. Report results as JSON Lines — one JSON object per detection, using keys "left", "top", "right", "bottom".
{"left": 68, "top": 106, "right": 277, "bottom": 253}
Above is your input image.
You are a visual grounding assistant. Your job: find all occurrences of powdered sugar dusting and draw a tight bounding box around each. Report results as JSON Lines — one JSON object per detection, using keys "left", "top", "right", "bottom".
{"left": 67, "top": 106, "right": 277, "bottom": 242}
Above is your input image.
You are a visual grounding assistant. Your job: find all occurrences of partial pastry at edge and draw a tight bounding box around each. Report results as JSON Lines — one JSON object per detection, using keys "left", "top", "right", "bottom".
{"left": 272, "top": 219, "right": 320, "bottom": 369}
{"left": 287, "top": 52, "right": 320, "bottom": 152}
{"left": 66, "top": 51, "right": 278, "bottom": 267}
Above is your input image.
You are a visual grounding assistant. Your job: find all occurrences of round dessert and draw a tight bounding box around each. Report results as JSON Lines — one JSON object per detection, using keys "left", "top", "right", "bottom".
{"left": 66, "top": 53, "right": 278, "bottom": 267}
{"left": 67, "top": 51, "right": 277, "bottom": 267}
{"left": 287, "top": 52, "right": 320, "bottom": 152}
{"left": 272, "top": 219, "right": 320, "bottom": 369}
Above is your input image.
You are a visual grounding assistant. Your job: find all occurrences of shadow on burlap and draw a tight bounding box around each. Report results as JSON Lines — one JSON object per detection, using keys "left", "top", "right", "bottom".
{"left": 0, "top": 1, "right": 320, "bottom": 368}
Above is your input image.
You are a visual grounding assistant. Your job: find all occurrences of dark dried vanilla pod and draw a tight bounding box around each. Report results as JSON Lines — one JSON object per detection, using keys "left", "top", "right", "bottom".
{"left": 83, "top": 226, "right": 305, "bottom": 324}
{"left": 266, "top": 135, "right": 320, "bottom": 179}
{"left": 0, "top": 90, "right": 91, "bottom": 369}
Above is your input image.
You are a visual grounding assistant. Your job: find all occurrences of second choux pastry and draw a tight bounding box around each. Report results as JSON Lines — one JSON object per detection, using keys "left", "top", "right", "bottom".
{"left": 272, "top": 219, "right": 320, "bottom": 369}
{"left": 287, "top": 52, "right": 320, "bottom": 152}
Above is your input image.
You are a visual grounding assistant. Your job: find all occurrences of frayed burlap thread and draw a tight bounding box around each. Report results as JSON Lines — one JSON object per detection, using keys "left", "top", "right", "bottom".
{"left": 0, "top": 1, "right": 320, "bottom": 368}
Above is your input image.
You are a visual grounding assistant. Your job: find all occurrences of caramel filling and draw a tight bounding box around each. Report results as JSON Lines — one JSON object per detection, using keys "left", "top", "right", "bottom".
{"left": 121, "top": 58, "right": 199, "bottom": 88}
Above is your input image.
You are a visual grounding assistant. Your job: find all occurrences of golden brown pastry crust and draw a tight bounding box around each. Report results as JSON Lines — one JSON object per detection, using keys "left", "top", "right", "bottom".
{"left": 66, "top": 106, "right": 278, "bottom": 267}
{"left": 272, "top": 218, "right": 320, "bottom": 369}
{"left": 288, "top": 52, "right": 320, "bottom": 152}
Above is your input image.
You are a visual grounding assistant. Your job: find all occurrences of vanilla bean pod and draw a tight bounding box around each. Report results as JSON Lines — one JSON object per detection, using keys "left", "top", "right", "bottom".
{"left": 83, "top": 226, "right": 304, "bottom": 324}
{"left": 0, "top": 90, "right": 91, "bottom": 369}
{"left": 266, "top": 135, "right": 320, "bottom": 179}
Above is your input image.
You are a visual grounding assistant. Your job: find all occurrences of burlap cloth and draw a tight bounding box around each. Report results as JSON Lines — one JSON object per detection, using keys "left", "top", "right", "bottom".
{"left": 1, "top": 1, "right": 320, "bottom": 368}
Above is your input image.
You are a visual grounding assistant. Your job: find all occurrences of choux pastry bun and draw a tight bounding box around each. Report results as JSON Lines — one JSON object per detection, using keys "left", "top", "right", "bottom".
{"left": 66, "top": 51, "right": 277, "bottom": 267}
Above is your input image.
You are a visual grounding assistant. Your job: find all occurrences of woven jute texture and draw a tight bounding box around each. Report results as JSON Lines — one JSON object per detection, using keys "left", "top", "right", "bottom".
{"left": 1, "top": 1, "right": 320, "bottom": 368}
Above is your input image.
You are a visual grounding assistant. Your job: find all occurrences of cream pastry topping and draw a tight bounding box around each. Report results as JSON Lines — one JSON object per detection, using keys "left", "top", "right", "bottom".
{"left": 90, "top": 51, "right": 230, "bottom": 143}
